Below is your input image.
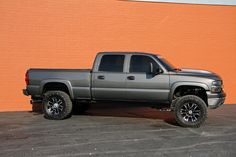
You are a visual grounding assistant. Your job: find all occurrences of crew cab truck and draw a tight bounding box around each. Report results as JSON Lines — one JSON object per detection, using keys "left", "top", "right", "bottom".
{"left": 23, "top": 52, "right": 226, "bottom": 127}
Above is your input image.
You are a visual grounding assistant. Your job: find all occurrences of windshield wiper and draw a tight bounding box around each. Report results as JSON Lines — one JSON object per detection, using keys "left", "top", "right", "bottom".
{"left": 173, "top": 68, "right": 181, "bottom": 71}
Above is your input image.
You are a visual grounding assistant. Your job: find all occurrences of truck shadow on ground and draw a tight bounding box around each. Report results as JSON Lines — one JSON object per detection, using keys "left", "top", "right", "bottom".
{"left": 31, "top": 102, "right": 178, "bottom": 126}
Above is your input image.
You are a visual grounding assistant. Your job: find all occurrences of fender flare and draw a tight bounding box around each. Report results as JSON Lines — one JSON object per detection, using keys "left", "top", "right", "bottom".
{"left": 169, "top": 82, "right": 210, "bottom": 102}
{"left": 39, "top": 79, "right": 74, "bottom": 99}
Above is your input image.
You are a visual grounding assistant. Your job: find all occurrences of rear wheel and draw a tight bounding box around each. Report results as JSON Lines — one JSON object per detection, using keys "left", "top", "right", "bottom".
{"left": 174, "top": 95, "right": 207, "bottom": 127}
{"left": 42, "top": 91, "right": 72, "bottom": 120}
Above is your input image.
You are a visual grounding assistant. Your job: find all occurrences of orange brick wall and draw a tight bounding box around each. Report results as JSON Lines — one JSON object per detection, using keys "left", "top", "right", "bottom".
{"left": 0, "top": 0, "right": 236, "bottom": 111}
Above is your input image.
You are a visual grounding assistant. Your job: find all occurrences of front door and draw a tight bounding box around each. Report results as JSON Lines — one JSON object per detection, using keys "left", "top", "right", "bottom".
{"left": 125, "top": 55, "right": 170, "bottom": 101}
{"left": 92, "top": 54, "right": 126, "bottom": 100}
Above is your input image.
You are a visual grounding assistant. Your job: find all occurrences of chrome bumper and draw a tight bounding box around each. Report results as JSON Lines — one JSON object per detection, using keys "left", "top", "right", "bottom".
{"left": 207, "top": 91, "right": 226, "bottom": 109}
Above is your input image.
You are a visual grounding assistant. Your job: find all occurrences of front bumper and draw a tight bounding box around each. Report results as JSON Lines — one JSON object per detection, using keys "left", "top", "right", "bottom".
{"left": 207, "top": 91, "right": 226, "bottom": 109}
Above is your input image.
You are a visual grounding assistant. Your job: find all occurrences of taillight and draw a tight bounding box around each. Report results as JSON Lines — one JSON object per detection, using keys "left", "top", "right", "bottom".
{"left": 25, "top": 70, "right": 29, "bottom": 85}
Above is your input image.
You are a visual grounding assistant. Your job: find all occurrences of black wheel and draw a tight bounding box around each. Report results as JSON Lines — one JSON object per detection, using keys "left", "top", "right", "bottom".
{"left": 174, "top": 95, "right": 207, "bottom": 128}
{"left": 42, "top": 91, "right": 73, "bottom": 120}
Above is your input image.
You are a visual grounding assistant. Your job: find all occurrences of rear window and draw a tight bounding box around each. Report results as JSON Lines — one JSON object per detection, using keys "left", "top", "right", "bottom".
{"left": 99, "top": 55, "right": 125, "bottom": 72}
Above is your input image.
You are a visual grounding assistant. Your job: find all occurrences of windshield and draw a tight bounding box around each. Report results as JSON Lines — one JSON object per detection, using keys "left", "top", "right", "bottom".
{"left": 155, "top": 56, "right": 177, "bottom": 71}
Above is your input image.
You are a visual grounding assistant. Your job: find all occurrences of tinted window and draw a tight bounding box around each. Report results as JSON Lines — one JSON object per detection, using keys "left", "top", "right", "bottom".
{"left": 99, "top": 55, "right": 125, "bottom": 72}
{"left": 130, "top": 55, "right": 158, "bottom": 73}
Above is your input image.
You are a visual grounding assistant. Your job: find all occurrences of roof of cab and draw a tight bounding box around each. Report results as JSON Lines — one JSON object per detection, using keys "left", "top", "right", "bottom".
{"left": 97, "top": 51, "right": 161, "bottom": 57}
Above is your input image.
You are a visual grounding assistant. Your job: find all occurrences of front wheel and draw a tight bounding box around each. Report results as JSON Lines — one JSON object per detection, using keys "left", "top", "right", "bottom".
{"left": 174, "top": 95, "right": 207, "bottom": 128}
{"left": 42, "top": 91, "right": 73, "bottom": 120}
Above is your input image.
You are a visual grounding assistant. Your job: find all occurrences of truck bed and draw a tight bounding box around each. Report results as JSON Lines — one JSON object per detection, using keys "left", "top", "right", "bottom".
{"left": 27, "top": 68, "right": 92, "bottom": 99}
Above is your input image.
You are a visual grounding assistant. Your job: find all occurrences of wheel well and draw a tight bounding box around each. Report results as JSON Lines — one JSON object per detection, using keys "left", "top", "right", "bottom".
{"left": 173, "top": 85, "right": 208, "bottom": 105}
{"left": 43, "top": 82, "right": 70, "bottom": 97}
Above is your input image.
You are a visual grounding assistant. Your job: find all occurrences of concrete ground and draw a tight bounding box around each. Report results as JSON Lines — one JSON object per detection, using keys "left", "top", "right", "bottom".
{"left": 0, "top": 103, "right": 236, "bottom": 157}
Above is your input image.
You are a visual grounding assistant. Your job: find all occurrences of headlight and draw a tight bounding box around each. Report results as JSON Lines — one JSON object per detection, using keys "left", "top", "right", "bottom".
{"left": 212, "top": 80, "right": 222, "bottom": 86}
{"left": 211, "top": 80, "right": 223, "bottom": 93}
{"left": 211, "top": 86, "right": 222, "bottom": 93}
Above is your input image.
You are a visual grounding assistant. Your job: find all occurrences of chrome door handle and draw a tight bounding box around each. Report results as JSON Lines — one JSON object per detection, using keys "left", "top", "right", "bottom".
{"left": 127, "top": 76, "right": 135, "bottom": 80}
{"left": 97, "top": 75, "right": 105, "bottom": 80}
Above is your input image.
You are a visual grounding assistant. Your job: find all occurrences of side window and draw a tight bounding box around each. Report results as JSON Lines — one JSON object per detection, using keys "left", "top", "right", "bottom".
{"left": 130, "top": 55, "right": 158, "bottom": 73}
{"left": 98, "top": 55, "right": 125, "bottom": 72}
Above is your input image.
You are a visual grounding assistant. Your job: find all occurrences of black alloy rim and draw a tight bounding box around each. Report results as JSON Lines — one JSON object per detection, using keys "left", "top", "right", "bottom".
{"left": 46, "top": 95, "right": 65, "bottom": 116}
{"left": 180, "top": 102, "right": 201, "bottom": 123}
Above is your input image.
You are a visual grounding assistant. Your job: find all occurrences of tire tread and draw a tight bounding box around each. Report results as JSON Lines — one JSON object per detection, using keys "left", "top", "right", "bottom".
{"left": 42, "top": 91, "right": 73, "bottom": 120}
{"left": 174, "top": 95, "right": 208, "bottom": 128}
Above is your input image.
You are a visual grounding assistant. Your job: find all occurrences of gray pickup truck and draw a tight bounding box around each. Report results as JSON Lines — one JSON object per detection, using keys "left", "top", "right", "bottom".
{"left": 23, "top": 52, "right": 226, "bottom": 127}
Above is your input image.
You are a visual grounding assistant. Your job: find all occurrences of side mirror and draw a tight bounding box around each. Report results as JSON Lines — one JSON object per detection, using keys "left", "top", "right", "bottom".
{"left": 149, "top": 63, "right": 163, "bottom": 75}
{"left": 157, "top": 67, "right": 163, "bottom": 74}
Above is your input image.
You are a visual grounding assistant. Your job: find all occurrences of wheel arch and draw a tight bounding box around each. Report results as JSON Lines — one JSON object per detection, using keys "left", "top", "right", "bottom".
{"left": 40, "top": 80, "right": 74, "bottom": 99}
{"left": 169, "top": 82, "right": 209, "bottom": 103}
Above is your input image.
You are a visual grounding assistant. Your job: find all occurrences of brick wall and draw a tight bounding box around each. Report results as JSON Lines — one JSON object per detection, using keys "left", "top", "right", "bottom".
{"left": 0, "top": 0, "right": 235, "bottom": 111}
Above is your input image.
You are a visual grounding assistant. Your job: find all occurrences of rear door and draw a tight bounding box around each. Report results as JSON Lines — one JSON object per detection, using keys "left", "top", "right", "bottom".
{"left": 125, "top": 54, "right": 170, "bottom": 101}
{"left": 92, "top": 54, "right": 127, "bottom": 100}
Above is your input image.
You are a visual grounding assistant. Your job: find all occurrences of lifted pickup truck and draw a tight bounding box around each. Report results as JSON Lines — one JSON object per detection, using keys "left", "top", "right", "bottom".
{"left": 23, "top": 52, "right": 226, "bottom": 127}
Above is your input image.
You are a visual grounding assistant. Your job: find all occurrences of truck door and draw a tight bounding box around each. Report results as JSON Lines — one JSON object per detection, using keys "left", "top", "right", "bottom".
{"left": 92, "top": 54, "right": 127, "bottom": 100}
{"left": 125, "top": 55, "right": 170, "bottom": 101}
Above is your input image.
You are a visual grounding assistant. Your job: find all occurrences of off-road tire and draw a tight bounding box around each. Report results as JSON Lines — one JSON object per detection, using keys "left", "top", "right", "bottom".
{"left": 42, "top": 91, "right": 73, "bottom": 120}
{"left": 174, "top": 95, "right": 207, "bottom": 128}
{"left": 170, "top": 97, "right": 180, "bottom": 111}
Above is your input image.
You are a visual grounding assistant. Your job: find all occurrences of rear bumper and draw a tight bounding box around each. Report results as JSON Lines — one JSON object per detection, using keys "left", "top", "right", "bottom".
{"left": 23, "top": 88, "right": 42, "bottom": 104}
{"left": 23, "top": 89, "right": 29, "bottom": 96}
{"left": 207, "top": 91, "right": 226, "bottom": 109}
